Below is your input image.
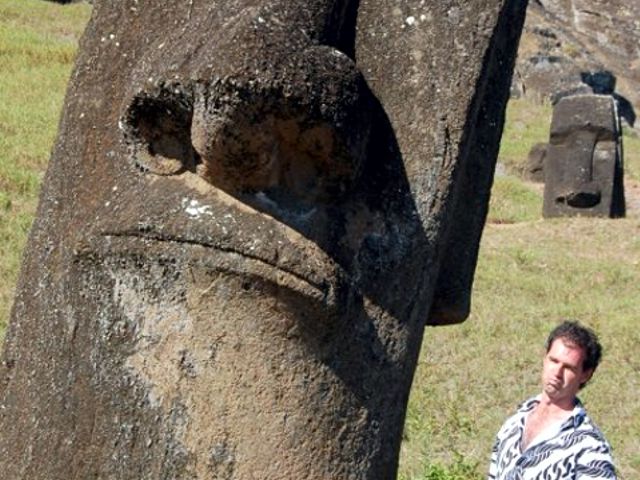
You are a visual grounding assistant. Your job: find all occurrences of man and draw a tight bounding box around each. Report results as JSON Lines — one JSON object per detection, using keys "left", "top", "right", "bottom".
{"left": 488, "top": 321, "right": 617, "bottom": 479}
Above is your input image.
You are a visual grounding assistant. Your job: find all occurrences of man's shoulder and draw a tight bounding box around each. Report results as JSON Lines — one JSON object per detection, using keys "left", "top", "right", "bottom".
{"left": 576, "top": 412, "right": 610, "bottom": 441}
{"left": 570, "top": 405, "right": 613, "bottom": 450}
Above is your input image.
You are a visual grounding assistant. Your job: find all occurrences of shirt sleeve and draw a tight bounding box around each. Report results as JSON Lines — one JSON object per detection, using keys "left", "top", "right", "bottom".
{"left": 487, "top": 435, "right": 499, "bottom": 480}
{"left": 575, "top": 443, "right": 617, "bottom": 479}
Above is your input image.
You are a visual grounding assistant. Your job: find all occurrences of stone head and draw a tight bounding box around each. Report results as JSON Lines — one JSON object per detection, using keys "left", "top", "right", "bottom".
{"left": 0, "top": 1, "right": 527, "bottom": 478}
{"left": 543, "top": 94, "right": 625, "bottom": 218}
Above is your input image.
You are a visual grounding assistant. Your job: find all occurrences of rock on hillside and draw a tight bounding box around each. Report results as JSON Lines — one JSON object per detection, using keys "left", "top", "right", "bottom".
{"left": 514, "top": 0, "right": 639, "bottom": 126}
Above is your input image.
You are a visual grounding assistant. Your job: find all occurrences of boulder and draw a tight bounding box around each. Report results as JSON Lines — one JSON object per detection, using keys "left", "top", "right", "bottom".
{"left": 526, "top": 142, "right": 547, "bottom": 182}
{"left": 515, "top": 1, "right": 640, "bottom": 122}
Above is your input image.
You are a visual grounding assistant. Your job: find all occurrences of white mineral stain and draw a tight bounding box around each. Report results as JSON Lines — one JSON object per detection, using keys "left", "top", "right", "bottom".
{"left": 330, "top": 48, "right": 348, "bottom": 59}
{"left": 254, "top": 192, "right": 279, "bottom": 211}
{"left": 182, "top": 198, "right": 213, "bottom": 218}
{"left": 110, "top": 267, "right": 196, "bottom": 409}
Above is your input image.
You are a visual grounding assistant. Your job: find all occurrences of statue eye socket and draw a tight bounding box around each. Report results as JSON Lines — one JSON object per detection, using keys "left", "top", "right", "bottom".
{"left": 122, "top": 87, "right": 362, "bottom": 212}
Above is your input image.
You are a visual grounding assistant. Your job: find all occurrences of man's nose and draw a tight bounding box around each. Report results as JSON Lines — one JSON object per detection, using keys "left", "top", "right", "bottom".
{"left": 552, "top": 364, "right": 564, "bottom": 378}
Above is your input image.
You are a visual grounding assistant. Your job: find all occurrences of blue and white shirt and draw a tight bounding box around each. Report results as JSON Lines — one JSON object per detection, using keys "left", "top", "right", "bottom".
{"left": 488, "top": 396, "right": 617, "bottom": 479}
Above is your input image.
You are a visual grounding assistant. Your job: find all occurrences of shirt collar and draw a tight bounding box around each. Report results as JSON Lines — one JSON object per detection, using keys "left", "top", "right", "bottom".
{"left": 571, "top": 397, "right": 587, "bottom": 428}
{"left": 520, "top": 394, "right": 587, "bottom": 429}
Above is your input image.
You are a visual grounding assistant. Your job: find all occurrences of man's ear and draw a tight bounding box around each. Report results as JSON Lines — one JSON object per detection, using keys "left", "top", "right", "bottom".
{"left": 581, "top": 368, "right": 595, "bottom": 385}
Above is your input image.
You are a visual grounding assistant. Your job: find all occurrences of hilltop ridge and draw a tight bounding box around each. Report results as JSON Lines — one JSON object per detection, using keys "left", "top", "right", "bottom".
{"left": 515, "top": 0, "right": 640, "bottom": 127}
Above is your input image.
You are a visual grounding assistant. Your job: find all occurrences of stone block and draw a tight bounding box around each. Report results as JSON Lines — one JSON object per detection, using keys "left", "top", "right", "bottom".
{"left": 543, "top": 94, "right": 625, "bottom": 218}
{"left": 526, "top": 142, "right": 547, "bottom": 182}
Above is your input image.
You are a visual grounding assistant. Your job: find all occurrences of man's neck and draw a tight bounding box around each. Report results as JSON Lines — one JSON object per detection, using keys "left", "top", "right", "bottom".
{"left": 522, "top": 394, "right": 576, "bottom": 450}
{"left": 537, "top": 392, "right": 577, "bottom": 414}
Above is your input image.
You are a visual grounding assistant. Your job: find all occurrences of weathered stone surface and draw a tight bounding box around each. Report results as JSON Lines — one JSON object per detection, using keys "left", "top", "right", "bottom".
{"left": 543, "top": 94, "right": 625, "bottom": 218}
{"left": 526, "top": 142, "right": 547, "bottom": 182}
{"left": 0, "top": 1, "right": 527, "bottom": 478}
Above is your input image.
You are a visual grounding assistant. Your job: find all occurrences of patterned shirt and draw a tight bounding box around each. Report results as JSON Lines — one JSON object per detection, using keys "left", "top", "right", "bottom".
{"left": 488, "top": 396, "right": 617, "bottom": 479}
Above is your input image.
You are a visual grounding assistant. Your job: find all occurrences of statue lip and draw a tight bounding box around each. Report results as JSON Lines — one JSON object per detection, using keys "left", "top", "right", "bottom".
{"left": 83, "top": 173, "right": 350, "bottom": 307}
{"left": 94, "top": 227, "right": 345, "bottom": 307}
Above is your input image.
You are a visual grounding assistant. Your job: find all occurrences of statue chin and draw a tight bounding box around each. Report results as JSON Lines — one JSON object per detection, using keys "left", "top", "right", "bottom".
{"left": 72, "top": 232, "right": 397, "bottom": 477}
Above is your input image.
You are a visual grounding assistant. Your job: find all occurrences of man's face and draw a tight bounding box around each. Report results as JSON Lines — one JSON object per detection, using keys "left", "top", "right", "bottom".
{"left": 542, "top": 338, "right": 593, "bottom": 404}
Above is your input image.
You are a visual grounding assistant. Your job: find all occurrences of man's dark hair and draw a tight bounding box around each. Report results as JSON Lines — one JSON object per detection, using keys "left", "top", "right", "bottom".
{"left": 546, "top": 321, "right": 602, "bottom": 385}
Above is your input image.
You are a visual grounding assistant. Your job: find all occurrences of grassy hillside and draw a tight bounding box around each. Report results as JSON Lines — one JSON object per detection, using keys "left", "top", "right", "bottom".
{"left": 0, "top": 0, "right": 91, "bottom": 337}
{"left": 0, "top": 3, "right": 638, "bottom": 480}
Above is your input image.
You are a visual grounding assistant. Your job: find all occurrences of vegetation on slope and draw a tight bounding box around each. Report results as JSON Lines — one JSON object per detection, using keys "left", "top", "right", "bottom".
{"left": 0, "top": 3, "right": 638, "bottom": 480}
{"left": 0, "top": 0, "right": 91, "bottom": 337}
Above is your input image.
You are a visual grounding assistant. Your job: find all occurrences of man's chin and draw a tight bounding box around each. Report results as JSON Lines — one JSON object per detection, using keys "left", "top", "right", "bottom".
{"left": 544, "top": 383, "right": 561, "bottom": 397}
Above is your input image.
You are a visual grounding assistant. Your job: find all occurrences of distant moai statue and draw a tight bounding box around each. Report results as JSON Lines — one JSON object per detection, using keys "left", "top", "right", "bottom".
{"left": 543, "top": 94, "right": 625, "bottom": 218}
{"left": 0, "top": 1, "right": 527, "bottom": 478}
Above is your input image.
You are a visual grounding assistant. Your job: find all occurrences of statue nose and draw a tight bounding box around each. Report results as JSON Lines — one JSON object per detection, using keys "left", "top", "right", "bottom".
{"left": 122, "top": 2, "right": 370, "bottom": 211}
{"left": 190, "top": 48, "right": 372, "bottom": 207}
{"left": 122, "top": 48, "right": 372, "bottom": 212}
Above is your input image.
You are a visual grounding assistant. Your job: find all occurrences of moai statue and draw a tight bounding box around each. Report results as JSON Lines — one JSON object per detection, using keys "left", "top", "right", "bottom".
{"left": 543, "top": 94, "right": 625, "bottom": 218}
{"left": 0, "top": 1, "right": 527, "bottom": 478}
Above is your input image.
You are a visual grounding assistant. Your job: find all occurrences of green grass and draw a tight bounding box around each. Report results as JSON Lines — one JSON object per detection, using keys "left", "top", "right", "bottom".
{"left": 0, "top": 3, "right": 639, "bottom": 480}
{"left": 487, "top": 175, "right": 542, "bottom": 224}
{"left": 622, "top": 128, "right": 640, "bottom": 181}
{"left": 0, "top": 0, "right": 91, "bottom": 337}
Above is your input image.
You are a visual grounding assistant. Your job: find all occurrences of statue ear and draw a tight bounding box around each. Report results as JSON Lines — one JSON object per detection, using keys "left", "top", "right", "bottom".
{"left": 121, "top": 83, "right": 198, "bottom": 176}
{"left": 353, "top": 2, "right": 526, "bottom": 325}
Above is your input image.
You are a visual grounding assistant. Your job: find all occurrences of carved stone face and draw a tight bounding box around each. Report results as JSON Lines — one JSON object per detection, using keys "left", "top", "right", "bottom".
{"left": 0, "top": 1, "right": 526, "bottom": 478}
{"left": 543, "top": 94, "right": 625, "bottom": 218}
